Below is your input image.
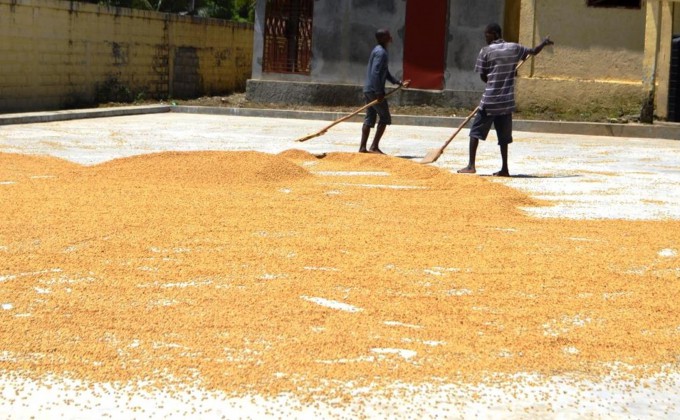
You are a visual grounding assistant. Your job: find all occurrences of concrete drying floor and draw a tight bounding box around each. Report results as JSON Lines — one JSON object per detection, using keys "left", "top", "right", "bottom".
{"left": 2, "top": 112, "right": 679, "bottom": 221}
{"left": 1, "top": 111, "right": 680, "bottom": 419}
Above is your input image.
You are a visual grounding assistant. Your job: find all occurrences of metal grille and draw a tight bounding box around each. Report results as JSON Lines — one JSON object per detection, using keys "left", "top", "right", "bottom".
{"left": 669, "top": 36, "right": 680, "bottom": 122}
{"left": 586, "top": 0, "right": 641, "bottom": 8}
{"left": 263, "top": 0, "right": 313, "bottom": 75}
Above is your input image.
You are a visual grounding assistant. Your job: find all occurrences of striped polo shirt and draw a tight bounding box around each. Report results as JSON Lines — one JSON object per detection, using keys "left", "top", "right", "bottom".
{"left": 475, "top": 39, "right": 530, "bottom": 115}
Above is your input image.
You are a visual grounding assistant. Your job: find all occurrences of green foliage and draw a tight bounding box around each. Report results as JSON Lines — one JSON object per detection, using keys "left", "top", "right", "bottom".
{"left": 95, "top": 77, "right": 134, "bottom": 103}
{"left": 196, "top": 0, "right": 234, "bottom": 19}
{"left": 86, "top": 0, "right": 255, "bottom": 21}
{"left": 93, "top": 77, "right": 153, "bottom": 105}
{"left": 233, "top": 0, "right": 255, "bottom": 22}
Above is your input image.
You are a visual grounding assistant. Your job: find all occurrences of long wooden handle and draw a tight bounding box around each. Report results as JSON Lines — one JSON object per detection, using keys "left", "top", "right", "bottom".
{"left": 515, "top": 57, "right": 529, "bottom": 73}
{"left": 444, "top": 58, "right": 528, "bottom": 147}
{"left": 295, "top": 84, "right": 404, "bottom": 143}
{"left": 437, "top": 106, "right": 480, "bottom": 152}
{"left": 423, "top": 57, "right": 529, "bottom": 163}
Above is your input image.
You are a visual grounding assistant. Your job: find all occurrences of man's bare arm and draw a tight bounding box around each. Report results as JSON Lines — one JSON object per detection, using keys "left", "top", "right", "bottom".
{"left": 528, "top": 37, "right": 554, "bottom": 57}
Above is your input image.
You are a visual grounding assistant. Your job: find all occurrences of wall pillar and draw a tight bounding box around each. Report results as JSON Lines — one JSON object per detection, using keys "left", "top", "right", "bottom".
{"left": 517, "top": 0, "right": 537, "bottom": 77}
{"left": 656, "top": 1, "right": 675, "bottom": 119}
{"left": 642, "top": 0, "right": 677, "bottom": 122}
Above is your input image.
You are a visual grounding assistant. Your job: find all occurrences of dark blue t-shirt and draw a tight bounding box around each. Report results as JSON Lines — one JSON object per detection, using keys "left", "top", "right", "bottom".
{"left": 363, "top": 45, "right": 399, "bottom": 95}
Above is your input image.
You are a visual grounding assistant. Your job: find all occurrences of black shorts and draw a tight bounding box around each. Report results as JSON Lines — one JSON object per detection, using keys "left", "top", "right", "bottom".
{"left": 469, "top": 108, "right": 513, "bottom": 145}
{"left": 363, "top": 92, "right": 392, "bottom": 127}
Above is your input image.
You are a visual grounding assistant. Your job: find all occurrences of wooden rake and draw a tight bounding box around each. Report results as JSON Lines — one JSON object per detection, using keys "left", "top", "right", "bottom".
{"left": 295, "top": 84, "right": 405, "bottom": 143}
{"left": 419, "top": 58, "right": 530, "bottom": 164}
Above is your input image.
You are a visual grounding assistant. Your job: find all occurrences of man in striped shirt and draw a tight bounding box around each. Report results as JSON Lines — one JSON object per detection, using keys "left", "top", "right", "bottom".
{"left": 458, "top": 23, "right": 553, "bottom": 176}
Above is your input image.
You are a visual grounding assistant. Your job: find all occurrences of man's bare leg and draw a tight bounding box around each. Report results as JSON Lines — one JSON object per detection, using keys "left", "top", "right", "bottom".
{"left": 359, "top": 125, "right": 371, "bottom": 153}
{"left": 368, "top": 123, "right": 387, "bottom": 154}
{"left": 457, "top": 137, "right": 479, "bottom": 173}
{"left": 493, "top": 143, "right": 510, "bottom": 176}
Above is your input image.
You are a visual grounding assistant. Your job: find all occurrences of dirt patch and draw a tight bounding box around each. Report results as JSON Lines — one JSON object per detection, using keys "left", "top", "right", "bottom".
{"left": 131, "top": 92, "right": 643, "bottom": 123}
{"left": 1, "top": 151, "right": 679, "bottom": 401}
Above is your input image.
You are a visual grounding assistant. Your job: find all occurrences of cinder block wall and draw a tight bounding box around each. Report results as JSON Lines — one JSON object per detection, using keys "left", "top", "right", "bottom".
{"left": 0, "top": 0, "right": 253, "bottom": 113}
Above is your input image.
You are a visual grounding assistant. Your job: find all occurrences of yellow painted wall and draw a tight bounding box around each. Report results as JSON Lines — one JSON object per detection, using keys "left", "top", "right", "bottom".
{"left": 520, "top": 0, "right": 645, "bottom": 81}
{"left": 516, "top": 0, "right": 646, "bottom": 113}
{"left": 0, "top": 0, "right": 253, "bottom": 113}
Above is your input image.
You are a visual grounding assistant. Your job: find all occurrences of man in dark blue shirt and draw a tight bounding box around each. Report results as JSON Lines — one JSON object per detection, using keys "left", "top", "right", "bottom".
{"left": 360, "top": 29, "right": 408, "bottom": 154}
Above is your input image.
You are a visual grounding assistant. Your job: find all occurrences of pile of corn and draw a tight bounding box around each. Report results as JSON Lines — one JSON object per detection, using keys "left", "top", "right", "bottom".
{"left": 0, "top": 150, "right": 678, "bottom": 399}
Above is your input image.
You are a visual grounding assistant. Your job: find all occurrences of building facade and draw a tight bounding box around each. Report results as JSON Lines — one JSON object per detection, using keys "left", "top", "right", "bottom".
{"left": 247, "top": 0, "right": 680, "bottom": 122}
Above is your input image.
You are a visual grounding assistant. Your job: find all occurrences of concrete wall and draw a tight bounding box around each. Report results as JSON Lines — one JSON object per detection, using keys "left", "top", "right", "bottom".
{"left": 0, "top": 0, "right": 253, "bottom": 113}
{"left": 445, "top": 0, "right": 505, "bottom": 91}
{"left": 312, "top": 0, "right": 405, "bottom": 86}
{"left": 251, "top": 0, "right": 405, "bottom": 86}
{"left": 251, "top": 0, "right": 505, "bottom": 90}
{"left": 247, "top": 0, "right": 664, "bottom": 120}
{"left": 249, "top": 0, "right": 405, "bottom": 105}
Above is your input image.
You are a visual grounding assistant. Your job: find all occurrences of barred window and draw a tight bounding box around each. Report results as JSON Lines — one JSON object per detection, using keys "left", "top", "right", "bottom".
{"left": 263, "top": 0, "right": 314, "bottom": 75}
{"left": 586, "top": 0, "right": 641, "bottom": 8}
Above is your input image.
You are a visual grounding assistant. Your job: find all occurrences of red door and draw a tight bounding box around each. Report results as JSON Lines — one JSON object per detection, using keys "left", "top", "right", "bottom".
{"left": 403, "top": 0, "right": 448, "bottom": 90}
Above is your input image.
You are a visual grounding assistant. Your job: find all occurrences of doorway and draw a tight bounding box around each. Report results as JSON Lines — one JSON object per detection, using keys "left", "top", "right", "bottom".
{"left": 262, "top": 0, "right": 314, "bottom": 75}
{"left": 669, "top": 36, "right": 680, "bottom": 122}
{"left": 403, "top": 0, "right": 448, "bottom": 90}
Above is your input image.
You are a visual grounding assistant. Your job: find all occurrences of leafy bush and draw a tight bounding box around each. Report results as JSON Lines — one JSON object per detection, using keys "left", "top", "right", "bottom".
{"left": 86, "top": 0, "right": 254, "bottom": 21}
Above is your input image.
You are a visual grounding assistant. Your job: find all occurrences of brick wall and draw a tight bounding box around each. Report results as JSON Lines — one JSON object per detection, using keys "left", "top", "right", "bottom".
{"left": 0, "top": 0, "right": 253, "bottom": 113}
